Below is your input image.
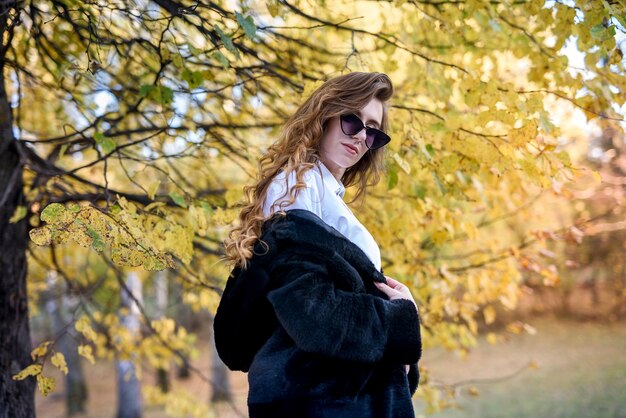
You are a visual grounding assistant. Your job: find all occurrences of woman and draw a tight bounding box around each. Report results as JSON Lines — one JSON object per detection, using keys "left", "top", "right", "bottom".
{"left": 214, "top": 72, "right": 422, "bottom": 418}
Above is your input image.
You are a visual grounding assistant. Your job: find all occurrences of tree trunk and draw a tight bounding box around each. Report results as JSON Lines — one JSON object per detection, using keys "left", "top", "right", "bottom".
{"left": 209, "top": 314, "right": 232, "bottom": 403}
{"left": 45, "top": 272, "right": 88, "bottom": 415}
{"left": 0, "top": 147, "right": 34, "bottom": 418}
{"left": 0, "top": 2, "right": 34, "bottom": 415}
{"left": 173, "top": 280, "right": 191, "bottom": 379}
{"left": 154, "top": 270, "right": 169, "bottom": 393}
{"left": 116, "top": 272, "right": 143, "bottom": 418}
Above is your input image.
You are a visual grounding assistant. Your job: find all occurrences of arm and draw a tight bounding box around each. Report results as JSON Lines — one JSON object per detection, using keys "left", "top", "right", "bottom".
{"left": 407, "top": 363, "right": 420, "bottom": 395}
{"left": 266, "top": 252, "right": 421, "bottom": 365}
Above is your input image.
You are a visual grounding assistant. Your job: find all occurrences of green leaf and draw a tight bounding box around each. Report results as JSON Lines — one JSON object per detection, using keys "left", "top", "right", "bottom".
{"left": 172, "top": 54, "right": 184, "bottom": 68}
{"left": 417, "top": 142, "right": 435, "bottom": 161}
{"left": 200, "top": 201, "right": 213, "bottom": 214}
{"left": 94, "top": 132, "right": 115, "bottom": 154}
{"left": 429, "top": 122, "right": 449, "bottom": 133}
{"left": 413, "top": 183, "right": 426, "bottom": 199}
{"left": 236, "top": 12, "right": 257, "bottom": 40}
{"left": 213, "top": 51, "right": 230, "bottom": 69}
{"left": 139, "top": 84, "right": 154, "bottom": 97}
{"left": 85, "top": 226, "right": 105, "bottom": 252}
{"left": 169, "top": 192, "right": 188, "bottom": 208}
{"left": 188, "top": 44, "right": 202, "bottom": 57}
{"left": 387, "top": 168, "right": 399, "bottom": 190}
{"left": 156, "top": 86, "right": 174, "bottom": 105}
{"left": 590, "top": 24, "right": 609, "bottom": 40}
{"left": 215, "top": 25, "right": 239, "bottom": 58}
{"left": 41, "top": 203, "right": 65, "bottom": 224}
{"left": 182, "top": 68, "right": 204, "bottom": 89}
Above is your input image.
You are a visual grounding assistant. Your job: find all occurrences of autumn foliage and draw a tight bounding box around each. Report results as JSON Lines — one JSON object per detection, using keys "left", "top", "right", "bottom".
{"left": 1, "top": 0, "right": 624, "bottom": 415}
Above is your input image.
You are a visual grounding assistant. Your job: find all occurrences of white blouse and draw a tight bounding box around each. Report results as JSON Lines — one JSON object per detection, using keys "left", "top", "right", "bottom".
{"left": 262, "top": 161, "right": 382, "bottom": 271}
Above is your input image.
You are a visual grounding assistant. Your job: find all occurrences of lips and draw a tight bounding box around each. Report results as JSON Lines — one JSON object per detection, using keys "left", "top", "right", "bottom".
{"left": 342, "top": 143, "right": 358, "bottom": 155}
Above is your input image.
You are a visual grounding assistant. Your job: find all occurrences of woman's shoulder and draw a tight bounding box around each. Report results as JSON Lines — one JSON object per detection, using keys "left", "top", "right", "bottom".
{"left": 267, "top": 164, "right": 324, "bottom": 195}
{"left": 263, "top": 164, "right": 325, "bottom": 217}
{"left": 274, "top": 164, "right": 323, "bottom": 185}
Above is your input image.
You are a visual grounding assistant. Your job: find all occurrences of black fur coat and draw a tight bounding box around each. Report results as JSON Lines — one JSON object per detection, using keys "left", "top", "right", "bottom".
{"left": 214, "top": 209, "right": 422, "bottom": 418}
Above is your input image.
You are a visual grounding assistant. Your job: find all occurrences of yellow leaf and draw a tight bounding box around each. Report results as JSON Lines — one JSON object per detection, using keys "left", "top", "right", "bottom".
{"left": 12, "top": 364, "right": 43, "bottom": 381}
{"left": 29, "top": 226, "right": 52, "bottom": 246}
{"left": 36, "top": 374, "right": 56, "bottom": 397}
{"left": 213, "top": 207, "right": 237, "bottom": 226}
{"left": 9, "top": 206, "right": 27, "bottom": 224}
{"left": 31, "top": 341, "right": 52, "bottom": 360}
{"left": 145, "top": 201, "right": 166, "bottom": 212}
{"left": 148, "top": 181, "right": 161, "bottom": 200}
{"left": 75, "top": 317, "right": 97, "bottom": 340}
{"left": 467, "top": 386, "right": 480, "bottom": 396}
{"left": 590, "top": 169, "right": 602, "bottom": 185}
{"left": 78, "top": 345, "right": 96, "bottom": 365}
{"left": 266, "top": 0, "right": 279, "bottom": 17}
{"left": 301, "top": 79, "right": 324, "bottom": 100}
{"left": 51, "top": 352, "right": 68, "bottom": 375}
{"left": 523, "top": 322, "right": 537, "bottom": 335}
{"left": 392, "top": 153, "right": 411, "bottom": 174}
{"left": 225, "top": 187, "right": 243, "bottom": 207}
{"left": 40, "top": 203, "right": 66, "bottom": 224}
{"left": 486, "top": 332, "right": 498, "bottom": 345}
{"left": 483, "top": 305, "right": 496, "bottom": 325}
{"left": 508, "top": 121, "right": 537, "bottom": 147}
{"left": 506, "top": 321, "right": 523, "bottom": 334}
{"left": 431, "top": 230, "right": 448, "bottom": 246}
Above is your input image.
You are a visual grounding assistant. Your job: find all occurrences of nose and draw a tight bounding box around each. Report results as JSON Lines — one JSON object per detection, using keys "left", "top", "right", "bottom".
{"left": 352, "top": 127, "right": 367, "bottom": 144}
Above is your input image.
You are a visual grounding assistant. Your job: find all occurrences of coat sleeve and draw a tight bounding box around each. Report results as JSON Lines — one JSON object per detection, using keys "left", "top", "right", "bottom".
{"left": 266, "top": 251, "right": 421, "bottom": 365}
{"left": 407, "top": 363, "right": 420, "bottom": 395}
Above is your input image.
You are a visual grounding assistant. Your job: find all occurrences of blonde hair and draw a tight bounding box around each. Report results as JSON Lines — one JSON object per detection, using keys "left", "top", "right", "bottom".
{"left": 224, "top": 72, "right": 394, "bottom": 269}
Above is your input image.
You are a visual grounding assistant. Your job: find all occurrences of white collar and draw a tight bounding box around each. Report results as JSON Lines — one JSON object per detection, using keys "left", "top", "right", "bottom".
{"left": 317, "top": 161, "right": 346, "bottom": 199}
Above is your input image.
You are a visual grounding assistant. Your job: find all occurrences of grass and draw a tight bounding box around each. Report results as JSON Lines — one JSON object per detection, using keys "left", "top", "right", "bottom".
{"left": 414, "top": 316, "right": 626, "bottom": 418}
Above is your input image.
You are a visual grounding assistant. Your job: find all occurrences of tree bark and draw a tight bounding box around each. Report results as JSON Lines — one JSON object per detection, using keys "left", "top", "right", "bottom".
{"left": 173, "top": 280, "right": 191, "bottom": 379}
{"left": 0, "top": 1, "right": 34, "bottom": 416}
{"left": 209, "top": 314, "right": 232, "bottom": 403}
{"left": 45, "top": 272, "right": 88, "bottom": 415}
{"left": 154, "top": 270, "right": 169, "bottom": 393}
{"left": 0, "top": 146, "right": 34, "bottom": 417}
{"left": 116, "top": 272, "right": 143, "bottom": 418}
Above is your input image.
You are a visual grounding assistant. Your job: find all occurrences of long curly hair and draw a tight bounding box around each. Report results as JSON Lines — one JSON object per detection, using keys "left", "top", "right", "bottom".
{"left": 224, "top": 72, "right": 394, "bottom": 269}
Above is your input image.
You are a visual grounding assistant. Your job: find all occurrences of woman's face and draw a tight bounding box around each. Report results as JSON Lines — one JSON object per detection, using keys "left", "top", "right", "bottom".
{"left": 318, "top": 98, "right": 384, "bottom": 179}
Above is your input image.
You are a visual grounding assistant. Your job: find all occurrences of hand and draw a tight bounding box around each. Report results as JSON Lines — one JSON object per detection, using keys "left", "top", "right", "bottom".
{"left": 376, "top": 276, "right": 417, "bottom": 376}
{"left": 374, "top": 276, "right": 418, "bottom": 313}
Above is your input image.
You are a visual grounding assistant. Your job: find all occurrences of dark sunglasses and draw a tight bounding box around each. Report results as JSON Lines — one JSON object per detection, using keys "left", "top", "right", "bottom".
{"left": 339, "top": 113, "right": 391, "bottom": 150}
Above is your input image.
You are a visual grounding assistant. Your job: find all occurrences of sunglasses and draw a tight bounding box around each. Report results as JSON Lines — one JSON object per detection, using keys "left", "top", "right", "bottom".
{"left": 339, "top": 113, "right": 391, "bottom": 150}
